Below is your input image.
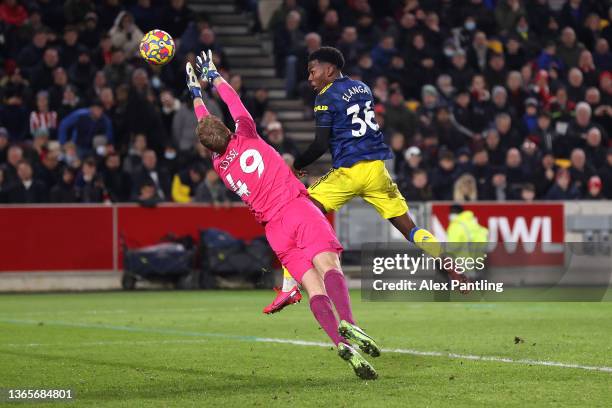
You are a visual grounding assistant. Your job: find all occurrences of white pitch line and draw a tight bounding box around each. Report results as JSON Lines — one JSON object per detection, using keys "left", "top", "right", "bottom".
{"left": 1, "top": 319, "right": 611, "bottom": 374}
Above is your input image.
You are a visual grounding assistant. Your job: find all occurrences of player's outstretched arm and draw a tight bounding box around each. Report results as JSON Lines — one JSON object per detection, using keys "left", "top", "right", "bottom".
{"left": 185, "top": 62, "right": 210, "bottom": 120}
{"left": 293, "top": 126, "right": 331, "bottom": 170}
{"left": 196, "top": 50, "right": 253, "bottom": 123}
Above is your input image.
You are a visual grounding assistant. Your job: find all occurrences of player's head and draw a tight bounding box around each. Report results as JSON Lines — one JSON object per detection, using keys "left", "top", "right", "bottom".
{"left": 308, "top": 46, "right": 345, "bottom": 92}
{"left": 196, "top": 115, "right": 231, "bottom": 153}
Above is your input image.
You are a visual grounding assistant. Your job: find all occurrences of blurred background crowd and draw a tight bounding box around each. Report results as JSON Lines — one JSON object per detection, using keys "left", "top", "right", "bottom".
{"left": 0, "top": 0, "right": 611, "bottom": 205}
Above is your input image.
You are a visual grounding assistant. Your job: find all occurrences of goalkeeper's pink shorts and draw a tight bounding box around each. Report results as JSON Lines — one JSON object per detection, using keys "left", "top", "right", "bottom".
{"left": 265, "top": 195, "right": 343, "bottom": 283}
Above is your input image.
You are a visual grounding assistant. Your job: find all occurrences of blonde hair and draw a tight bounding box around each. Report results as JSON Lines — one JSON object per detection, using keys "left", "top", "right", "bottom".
{"left": 196, "top": 115, "right": 231, "bottom": 153}
{"left": 453, "top": 173, "right": 478, "bottom": 202}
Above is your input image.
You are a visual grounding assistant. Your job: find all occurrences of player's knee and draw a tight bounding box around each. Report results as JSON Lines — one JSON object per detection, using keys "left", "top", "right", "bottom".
{"left": 312, "top": 251, "right": 341, "bottom": 275}
{"left": 301, "top": 269, "right": 326, "bottom": 297}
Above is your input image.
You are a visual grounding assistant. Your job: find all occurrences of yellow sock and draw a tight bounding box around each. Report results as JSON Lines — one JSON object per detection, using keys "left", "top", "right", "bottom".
{"left": 411, "top": 227, "right": 442, "bottom": 258}
{"left": 281, "top": 266, "right": 297, "bottom": 291}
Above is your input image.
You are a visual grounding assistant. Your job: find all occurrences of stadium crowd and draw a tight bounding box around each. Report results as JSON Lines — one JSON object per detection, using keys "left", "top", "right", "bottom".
{"left": 0, "top": 0, "right": 611, "bottom": 205}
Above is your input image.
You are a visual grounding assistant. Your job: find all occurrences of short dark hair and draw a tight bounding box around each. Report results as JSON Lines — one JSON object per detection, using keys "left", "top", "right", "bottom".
{"left": 308, "top": 46, "right": 345, "bottom": 69}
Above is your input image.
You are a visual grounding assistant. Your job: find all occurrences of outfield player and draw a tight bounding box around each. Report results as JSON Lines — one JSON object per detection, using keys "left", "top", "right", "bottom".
{"left": 265, "top": 47, "right": 467, "bottom": 313}
{"left": 186, "top": 50, "right": 380, "bottom": 379}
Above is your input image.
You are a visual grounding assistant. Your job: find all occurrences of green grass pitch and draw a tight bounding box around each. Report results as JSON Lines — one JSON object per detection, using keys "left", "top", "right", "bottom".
{"left": 1, "top": 291, "right": 611, "bottom": 407}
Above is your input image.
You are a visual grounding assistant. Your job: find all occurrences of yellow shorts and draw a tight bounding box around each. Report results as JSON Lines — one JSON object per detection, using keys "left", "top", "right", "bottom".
{"left": 307, "top": 160, "right": 408, "bottom": 219}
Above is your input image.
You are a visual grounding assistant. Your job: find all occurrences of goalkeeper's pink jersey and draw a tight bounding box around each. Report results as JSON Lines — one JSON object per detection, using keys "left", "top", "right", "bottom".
{"left": 212, "top": 116, "right": 308, "bottom": 223}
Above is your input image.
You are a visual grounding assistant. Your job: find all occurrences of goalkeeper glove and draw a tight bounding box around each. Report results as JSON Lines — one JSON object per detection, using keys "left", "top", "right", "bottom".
{"left": 185, "top": 62, "right": 202, "bottom": 99}
{"left": 195, "top": 49, "right": 221, "bottom": 82}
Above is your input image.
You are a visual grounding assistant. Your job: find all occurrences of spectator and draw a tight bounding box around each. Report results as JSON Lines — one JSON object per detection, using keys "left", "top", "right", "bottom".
{"left": 521, "top": 98, "right": 539, "bottom": 135}
{"left": 401, "top": 168, "right": 432, "bottom": 202}
{"left": 557, "top": 27, "right": 584, "bottom": 68}
{"left": 269, "top": 0, "right": 306, "bottom": 33}
{"left": 337, "top": 26, "right": 363, "bottom": 67}
{"left": 58, "top": 100, "right": 113, "bottom": 157}
{"left": 504, "top": 36, "right": 527, "bottom": 71}
{"left": 490, "top": 171, "right": 510, "bottom": 201}
{"left": 30, "top": 47, "right": 60, "bottom": 92}
{"left": 430, "top": 150, "right": 459, "bottom": 200}
{"left": 0, "top": 127, "right": 9, "bottom": 163}
{"left": 599, "top": 148, "right": 612, "bottom": 199}
{"left": 319, "top": 9, "right": 341, "bottom": 46}
{"left": 593, "top": 38, "right": 612, "bottom": 71}
{"left": 584, "top": 127, "right": 606, "bottom": 170}
{"left": 130, "top": 0, "right": 161, "bottom": 33}
{"left": 131, "top": 149, "right": 171, "bottom": 201}
{"left": 74, "top": 157, "right": 106, "bottom": 203}
{"left": 68, "top": 50, "right": 97, "bottom": 94}
{"left": 109, "top": 11, "right": 144, "bottom": 59}
{"left": 495, "top": 0, "right": 525, "bottom": 35}
{"left": 122, "top": 133, "right": 147, "bottom": 174}
{"left": 0, "top": 0, "right": 28, "bottom": 27}
{"left": 495, "top": 113, "right": 522, "bottom": 150}
{"left": 470, "top": 149, "right": 493, "bottom": 200}
{"left": 536, "top": 41, "right": 563, "bottom": 71}
{"left": 6, "top": 160, "right": 47, "bottom": 203}
{"left": 484, "top": 53, "right": 507, "bottom": 88}
{"left": 80, "top": 12, "right": 102, "bottom": 49}
{"left": 448, "top": 49, "right": 474, "bottom": 91}
{"left": 485, "top": 128, "right": 505, "bottom": 167}
{"left": 0, "top": 167, "right": 8, "bottom": 202}
{"left": 2, "top": 145, "right": 23, "bottom": 185}
{"left": 273, "top": 10, "right": 305, "bottom": 77}
{"left": 504, "top": 147, "right": 528, "bottom": 196}
{"left": 467, "top": 31, "right": 490, "bottom": 72}
{"left": 102, "top": 152, "right": 131, "bottom": 202}
{"left": 567, "top": 67, "right": 585, "bottom": 104}
{"left": 584, "top": 176, "right": 604, "bottom": 200}
{"left": 161, "top": 0, "right": 193, "bottom": 38}
{"left": 96, "top": 0, "right": 122, "bottom": 31}
{"left": 171, "top": 162, "right": 205, "bottom": 203}
{"left": 370, "top": 35, "right": 397, "bottom": 69}
{"left": 30, "top": 91, "right": 58, "bottom": 139}
{"left": 355, "top": 13, "right": 381, "bottom": 49}
{"left": 49, "top": 167, "right": 77, "bottom": 203}
{"left": 384, "top": 89, "right": 417, "bottom": 140}
{"left": 568, "top": 148, "right": 595, "bottom": 194}
{"left": 125, "top": 68, "right": 166, "bottom": 153}
{"left": 194, "top": 168, "right": 229, "bottom": 204}
{"left": 16, "top": 28, "right": 48, "bottom": 75}
{"left": 264, "top": 121, "right": 299, "bottom": 159}
{"left": 60, "top": 25, "right": 85, "bottom": 68}
{"left": 104, "top": 48, "right": 134, "bottom": 88}
{"left": 452, "top": 172, "right": 478, "bottom": 203}
{"left": 34, "top": 147, "right": 62, "bottom": 188}
{"left": 160, "top": 89, "right": 180, "bottom": 136}
{"left": 545, "top": 168, "right": 580, "bottom": 200}
{"left": 93, "top": 33, "right": 113, "bottom": 68}
{"left": 520, "top": 183, "right": 536, "bottom": 202}
{"left": 0, "top": 92, "right": 29, "bottom": 141}
{"left": 56, "top": 84, "right": 83, "bottom": 120}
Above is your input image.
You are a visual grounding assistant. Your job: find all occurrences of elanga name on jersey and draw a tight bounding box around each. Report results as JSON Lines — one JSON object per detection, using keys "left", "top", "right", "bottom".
{"left": 313, "top": 76, "right": 393, "bottom": 169}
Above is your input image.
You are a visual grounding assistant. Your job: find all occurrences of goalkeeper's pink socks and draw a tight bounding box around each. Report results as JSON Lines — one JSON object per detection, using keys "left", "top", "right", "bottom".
{"left": 324, "top": 269, "right": 355, "bottom": 325}
{"left": 309, "top": 295, "right": 345, "bottom": 345}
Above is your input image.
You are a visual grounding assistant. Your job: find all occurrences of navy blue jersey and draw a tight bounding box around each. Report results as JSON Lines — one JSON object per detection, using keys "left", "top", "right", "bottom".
{"left": 314, "top": 76, "right": 393, "bottom": 168}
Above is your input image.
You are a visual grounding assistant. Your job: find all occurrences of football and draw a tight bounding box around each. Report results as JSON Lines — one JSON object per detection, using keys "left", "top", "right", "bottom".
{"left": 139, "top": 29, "right": 175, "bottom": 66}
